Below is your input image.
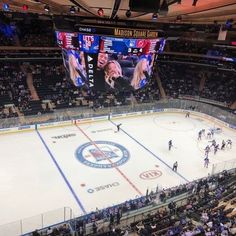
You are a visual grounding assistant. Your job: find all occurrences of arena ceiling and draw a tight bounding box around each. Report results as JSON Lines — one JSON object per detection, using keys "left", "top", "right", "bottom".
{"left": 2, "top": 0, "right": 236, "bottom": 24}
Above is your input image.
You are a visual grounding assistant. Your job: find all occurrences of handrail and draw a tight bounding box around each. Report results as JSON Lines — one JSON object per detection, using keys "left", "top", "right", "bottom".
{"left": 0, "top": 46, "right": 60, "bottom": 50}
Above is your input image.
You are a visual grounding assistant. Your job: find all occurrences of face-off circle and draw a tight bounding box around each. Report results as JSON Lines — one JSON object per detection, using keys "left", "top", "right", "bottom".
{"left": 75, "top": 141, "right": 130, "bottom": 169}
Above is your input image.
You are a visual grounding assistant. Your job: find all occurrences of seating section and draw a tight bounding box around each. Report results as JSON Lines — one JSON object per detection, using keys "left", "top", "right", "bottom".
{"left": 0, "top": 58, "right": 235, "bottom": 121}
{"left": 28, "top": 170, "right": 236, "bottom": 235}
{"left": 158, "top": 62, "right": 236, "bottom": 106}
{"left": 200, "top": 71, "right": 236, "bottom": 104}
{"left": 0, "top": 63, "right": 28, "bottom": 118}
{"left": 128, "top": 171, "right": 236, "bottom": 236}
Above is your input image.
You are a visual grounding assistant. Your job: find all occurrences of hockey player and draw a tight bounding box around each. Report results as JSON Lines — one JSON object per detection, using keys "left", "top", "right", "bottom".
{"left": 198, "top": 130, "right": 202, "bottom": 141}
{"left": 214, "top": 144, "right": 219, "bottom": 155}
{"left": 226, "top": 139, "right": 232, "bottom": 149}
{"left": 205, "top": 145, "right": 210, "bottom": 158}
{"left": 207, "top": 132, "right": 212, "bottom": 139}
{"left": 172, "top": 161, "right": 178, "bottom": 172}
{"left": 221, "top": 140, "right": 226, "bottom": 150}
{"left": 204, "top": 157, "right": 209, "bottom": 168}
{"left": 116, "top": 123, "right": 122, "bottom": 132}
{"left": 168, "top": 140, "right": 173, "bottom": 151}
{"left": 185, "top": 112, "right": 190, "bottom": 118}
{"left": 210, "top": 129, "right": 214, "bottom": 138}
{"left": 209, "top": 139, "right": 216, "bottom": 148}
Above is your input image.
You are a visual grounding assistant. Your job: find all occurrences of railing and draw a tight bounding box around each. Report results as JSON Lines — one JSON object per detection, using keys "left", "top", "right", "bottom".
{"left": 0, "top": 207, "right": 73, "bottom": 236}
{"left": 0, "top": 99, "right": 235, "bottom": 130}
{"left": 212, "top": 158, "right": 236, "bottom": 175}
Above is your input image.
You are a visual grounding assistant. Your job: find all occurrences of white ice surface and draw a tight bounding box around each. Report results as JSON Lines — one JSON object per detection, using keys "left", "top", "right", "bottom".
{"left": 0, "top": 113, "right": 235, "bottom": 228}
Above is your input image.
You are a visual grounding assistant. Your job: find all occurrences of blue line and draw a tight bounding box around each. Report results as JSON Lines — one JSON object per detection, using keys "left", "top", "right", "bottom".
{"left": 109, "top": 120, "right": 189, "bottom": 183}
{"left": 36, "top": 130, "right": 87, "bottom": 214}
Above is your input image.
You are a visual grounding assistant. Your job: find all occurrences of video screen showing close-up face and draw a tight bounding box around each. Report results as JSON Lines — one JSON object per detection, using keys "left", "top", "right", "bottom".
{"left": 57, "top": 32, "right": 159, "bottom": 91}
{"left": 62, "top": 49, "right": 88, "bottom": 88}
{"left": 97, "top": 53, "right": 155, "bottom": 91}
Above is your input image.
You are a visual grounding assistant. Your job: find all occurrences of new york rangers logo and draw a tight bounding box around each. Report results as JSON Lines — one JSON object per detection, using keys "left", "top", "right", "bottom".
{"left": 75, "top": 141, "right": 130, "bottom": 168}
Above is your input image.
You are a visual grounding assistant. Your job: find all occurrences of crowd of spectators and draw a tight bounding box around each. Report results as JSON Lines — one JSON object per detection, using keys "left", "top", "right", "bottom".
{"left": 157, "top": 62, "right": 236, "bottom": 106}
{"left": 0, "top": 58, "right": 235, "bottom": 121}
{"left": 157, "top": 63, "right": 201, "bottom": 98}
{"left": 165, "top": 40, "right": 210, "bottom": 55}
{"left": 0, "top": 60, "right": 161, "bottom": 120}
{"left": 165, "top": 40, "right": 236, "bottom": 59}
{"left": 32, "top": 223, "right": 71, "bottom": 236}
{"left": 200, "top": 70, "right": 236, "bottom": 104}
{"left": 129, "top": 170, "right": 236, "bottom": 236}
{"left": 20, "top": 34, "right": 56, "bottom": 47}
{"left": 0, "top": 19, "right": 56, "bottom": 47}
{"left": 0, "top": 63, "right": 30, "bottom": 119}
{"left": 0, "top": 32, "right": 15, "bottom": 46}
{"left": 27, "top": 169, "right": 236, "bottom": 236}
{"left": 158, "top": 53, "right": 236, "bottom": 71}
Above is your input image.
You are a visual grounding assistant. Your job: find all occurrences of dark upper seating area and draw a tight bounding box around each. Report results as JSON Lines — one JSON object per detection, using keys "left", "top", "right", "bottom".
{"left": 158, "top": 62, "right": 236, "bottom": 106}
{"left": 165, "top": 40, "right": 236, "bottom": 59}
{"left": 0, "top": 63, "right": 29, "bottom": 119}
{"left": 0, "top": 59, "right": 162, "bottom": 119}
{"left": 158, "top": 63, "right": 201, "bottom": 98}
{"left": 0, "top": 19, "right": 56, "bottom": 47}
{"left": 0, "top": 58, "right": 235, "bottom": 120}
{"left": 200, "top": 71, "right": 236, "bottom": 104}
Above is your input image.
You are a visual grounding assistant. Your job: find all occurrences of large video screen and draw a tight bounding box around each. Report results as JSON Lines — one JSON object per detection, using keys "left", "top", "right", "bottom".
{"left": 56, "top": 31, "right": 161, "bottom": 91}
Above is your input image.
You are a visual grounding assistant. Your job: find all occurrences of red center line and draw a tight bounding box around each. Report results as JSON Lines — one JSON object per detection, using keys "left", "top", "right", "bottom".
{"left": 75, "top": 124, "right": 143, "bottom": 196}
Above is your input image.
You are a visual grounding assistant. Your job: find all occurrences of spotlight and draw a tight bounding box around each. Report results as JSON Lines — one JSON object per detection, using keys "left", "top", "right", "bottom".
{"left": 152, "top": 13, "right": 158, "bottom": 20}
{"left": 192, "top": 0, "right": 198, "bottom": 6}
{"left": 22, "top": 4, "right": 28, "bottom": 11}
{"left": 226, "top": 19, "right": 233, "bottom": 30}
{"left": 44, "top": 5, "right": 50, "bottom": 12}
{"left": 3, "top": 3, "right": 9, "bottom": 11}
{"left": 70, "top": 6, "right": 76, "bottom": 14}
{"left": 126, "top": 10, "right": 131, "bottom": 18}
{"left": 97, "top": 8, "right": 104, "bottom": 16}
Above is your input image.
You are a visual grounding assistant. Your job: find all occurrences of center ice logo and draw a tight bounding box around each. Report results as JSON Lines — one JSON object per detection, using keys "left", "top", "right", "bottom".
{"left": 75, "top": 141, "right": 130, "bottom": 169}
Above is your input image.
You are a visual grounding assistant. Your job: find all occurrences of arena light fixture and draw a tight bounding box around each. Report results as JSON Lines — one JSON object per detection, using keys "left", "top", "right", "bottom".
{"left": 44, "top": 5, "right": 50, "bottom": 12}
{"left": 225, "top": 19, "right": 234, "bottom": 30}
{"left": 97, "top": 8, "right": 104, "bottom": 17}
{"left": 126, "top": 9, "right": 131, "bottom": 18}
{"left": 70, "top": 6, "right": 76, "bottom": 14}
{"left": 22, "top": 4, "right": 28, "bottom": 11}
{"left": 3, "top": 3, "right": 9, "bottom": 11}
{"left": 152, "top": 13, "right": 158, "bottom": 20}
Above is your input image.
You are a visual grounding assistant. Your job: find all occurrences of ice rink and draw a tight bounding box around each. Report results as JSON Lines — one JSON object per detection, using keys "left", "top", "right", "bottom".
{"left": 0, "top": 112, "right": 235, "bottom": 227}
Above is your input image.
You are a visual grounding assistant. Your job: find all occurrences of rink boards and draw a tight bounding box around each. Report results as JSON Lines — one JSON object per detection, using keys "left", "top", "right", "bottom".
{"left": 0, "top": 108, "right": 235, "bottom": 135}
